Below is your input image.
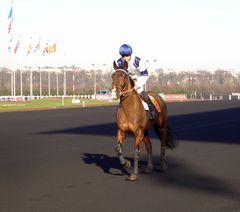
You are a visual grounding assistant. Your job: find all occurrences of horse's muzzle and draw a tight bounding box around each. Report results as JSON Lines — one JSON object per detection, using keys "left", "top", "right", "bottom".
{"left": 111, "top": 87, "right": 118, "bottom": 100}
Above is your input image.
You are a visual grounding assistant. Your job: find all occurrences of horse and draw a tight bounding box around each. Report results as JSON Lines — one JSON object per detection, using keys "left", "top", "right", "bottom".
{"left": 111, "top": 62, "right": 177, "bottom": 181}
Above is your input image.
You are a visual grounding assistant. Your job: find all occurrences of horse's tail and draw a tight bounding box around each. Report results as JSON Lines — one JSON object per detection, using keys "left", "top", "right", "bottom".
{"left": 148, "top": 91, "right": 178, "bottom": 149}
{"left": 166, "top": 125, "right": 178, "bottom": 150}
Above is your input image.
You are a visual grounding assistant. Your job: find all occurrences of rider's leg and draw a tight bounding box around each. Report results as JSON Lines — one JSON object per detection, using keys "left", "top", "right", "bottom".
{"left": 135, "top": 75, "right": 158, "bottom": 119}
{"left": 140, "top": 91, "right": 158, "bottom": 119}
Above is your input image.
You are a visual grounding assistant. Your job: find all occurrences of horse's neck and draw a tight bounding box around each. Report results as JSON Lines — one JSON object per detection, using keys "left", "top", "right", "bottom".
{"left": 120, "top": 77, "right": 142, "bottom": 113}
{"left": 121, "top": 92, "right": 143, "bottom": 114}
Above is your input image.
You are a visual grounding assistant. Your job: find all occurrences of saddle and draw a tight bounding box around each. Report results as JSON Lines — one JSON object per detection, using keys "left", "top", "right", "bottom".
{"left": 139, "top": 92, "right": 161, "bottom": 119}
{"left": 140, "top": 96, "right": 161, "bottom": 112}
{"left": 149, "top": 96, "right": 161, "bottom": 113}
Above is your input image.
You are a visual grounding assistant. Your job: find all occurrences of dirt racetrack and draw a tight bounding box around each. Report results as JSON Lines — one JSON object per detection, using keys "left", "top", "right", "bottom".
{"left": 0, "top": 100, "right": 240, "bottom": 212}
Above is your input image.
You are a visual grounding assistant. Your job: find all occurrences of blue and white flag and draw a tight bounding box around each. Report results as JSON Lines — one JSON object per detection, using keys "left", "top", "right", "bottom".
{"left": 8, "top": 6, "right": 13, "bottom": 19}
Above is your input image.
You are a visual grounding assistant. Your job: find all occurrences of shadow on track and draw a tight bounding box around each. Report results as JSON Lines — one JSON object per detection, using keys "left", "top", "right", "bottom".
{"left": 169, "top": 107, "right": 240, "bottom": 144}
{"left": 81, "top": 153, "right": 129, "bottom": 176}
{"left": 82, "top": 153, "right": 240, "bottom": 199}
{"left": 39, "top": 108, "right": 240, "bottom": 144}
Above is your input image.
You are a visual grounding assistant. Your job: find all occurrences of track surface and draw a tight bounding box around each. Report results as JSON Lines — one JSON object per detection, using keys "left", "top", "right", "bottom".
{"left": 1, "top": 101, "right": 240, "bottom": 212}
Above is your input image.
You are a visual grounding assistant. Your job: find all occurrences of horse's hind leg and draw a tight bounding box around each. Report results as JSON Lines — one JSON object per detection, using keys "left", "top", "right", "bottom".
{"left": 154, "top": 125, "right": 169, "bottom": 171}
{"left": 115, "top": 129, "right": 131, "bottom": 168}
{"left": 143, "top": 133, "right": 153, "bottom": 173}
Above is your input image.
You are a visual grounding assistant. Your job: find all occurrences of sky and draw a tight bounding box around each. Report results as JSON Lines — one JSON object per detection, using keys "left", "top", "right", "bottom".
{"left": 0, "top": 0, "right": 240, "bottom": 70}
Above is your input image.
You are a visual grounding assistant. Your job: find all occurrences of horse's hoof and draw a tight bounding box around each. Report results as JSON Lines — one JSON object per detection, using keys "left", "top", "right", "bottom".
{"left": 160, "top": 156, "right": 168, "bottom": 172}
{"left": 126, "top": 174, "right": 138, "bottom": 181}
{"left": 124, "top": 160, "right": 131, "bottom": 168}
{"left": 145, "top": 166, "right": 153, "bottom": 174}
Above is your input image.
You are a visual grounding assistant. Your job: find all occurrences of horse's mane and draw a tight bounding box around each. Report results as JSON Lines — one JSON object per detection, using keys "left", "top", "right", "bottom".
{"left": 129, "top": 74, "right": 135, "bottom": 88}
{"left": 115, "top": 69, "right": 135, "bottom": 89}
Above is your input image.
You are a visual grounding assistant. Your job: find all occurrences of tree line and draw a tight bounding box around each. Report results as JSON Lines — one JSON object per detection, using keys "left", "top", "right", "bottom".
{"left": 0, "top": 67, "right": 239, "bottom": 96}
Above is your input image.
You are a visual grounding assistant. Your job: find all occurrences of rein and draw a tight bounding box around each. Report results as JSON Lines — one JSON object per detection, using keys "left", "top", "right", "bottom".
{"left": 115, "top": 69, "right": 135, "bottom": 99}
{"left": 120, "top": 88, "right": 135, "bottom": 97}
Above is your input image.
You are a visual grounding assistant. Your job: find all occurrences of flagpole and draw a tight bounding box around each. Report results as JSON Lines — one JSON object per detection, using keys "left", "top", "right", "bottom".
{"left": 92, "top": 64, "right": 96, "bottom": 97}
{"left": 72, "top": 71, "right": 75, "bottom": 96}
{"left": 39, "top": 67, "right": 42, "bottom": 97}
{"left": 11, "top": 71, "right": 13, "bottom": 96}
{"left": 30, "top": 67, "right": 33, "bottom": 99}
{"left": 13, "top": 70, "right": 16, "bottom": 96}
{"left": 20, "top": 69, "right": 23, "bottom": 96}
{"left": 56, "top": 72, "right": 59, "bottom": 96}
{"left": 63, "top": 68, "right": 66, "bottom": 96}
{"left": 48, "top": 70, "right": 51, "bottom": 96}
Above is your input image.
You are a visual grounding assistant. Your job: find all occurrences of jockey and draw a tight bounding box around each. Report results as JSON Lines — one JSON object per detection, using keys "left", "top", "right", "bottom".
{"left": 113, "top": 43, "right": 158, "bottom": 119}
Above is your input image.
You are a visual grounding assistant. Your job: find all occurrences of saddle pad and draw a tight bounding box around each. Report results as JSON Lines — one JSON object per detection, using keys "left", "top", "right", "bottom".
{"left": 149, "top": 96, "right": 161, "bottom": 113}
{"left": 141, "top": 99, "right": 149, "bottom": 110}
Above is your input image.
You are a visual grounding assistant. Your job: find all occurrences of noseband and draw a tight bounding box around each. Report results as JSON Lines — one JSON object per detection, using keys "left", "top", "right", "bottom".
{"left": 114, "top": 69, "right": 135, "bottom": 98}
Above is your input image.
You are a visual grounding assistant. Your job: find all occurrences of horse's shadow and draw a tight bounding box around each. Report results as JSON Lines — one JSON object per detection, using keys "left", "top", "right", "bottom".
{"left": 81, "top": 153, "right": 240, "bottom": 199}
{"left": 81, "top": 153, "right": 130, "bottom": 176}
{"left": 81, "top": 153, "right": 162, "bottom": 177}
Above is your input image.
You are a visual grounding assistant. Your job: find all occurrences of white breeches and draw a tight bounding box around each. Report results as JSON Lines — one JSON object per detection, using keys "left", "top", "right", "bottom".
{"left": 134, "top": 75, "right": 149, "bottom": 93}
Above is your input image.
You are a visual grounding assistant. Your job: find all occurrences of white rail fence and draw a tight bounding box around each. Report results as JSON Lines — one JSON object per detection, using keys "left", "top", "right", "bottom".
{"left": 0, "top": 95, "right": 95, "bottom": 102}
{"left": 1, "top": 93, "right": 240, "bottom": 102}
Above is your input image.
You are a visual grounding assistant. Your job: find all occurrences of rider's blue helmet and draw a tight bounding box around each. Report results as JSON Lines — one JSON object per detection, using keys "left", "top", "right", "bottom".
{"left": 119, "top": 44, "right": 133, "bottom": 57}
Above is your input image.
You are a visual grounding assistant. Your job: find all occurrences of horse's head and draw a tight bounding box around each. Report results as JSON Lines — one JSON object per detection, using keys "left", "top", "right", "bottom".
{"left": 111, "top": 61, "right": 135, "bottom": 100}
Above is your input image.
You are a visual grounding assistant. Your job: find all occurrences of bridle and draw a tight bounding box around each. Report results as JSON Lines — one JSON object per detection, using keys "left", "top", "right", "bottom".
{"left": 114, "top": 69, "right": 135, "bottom": 98}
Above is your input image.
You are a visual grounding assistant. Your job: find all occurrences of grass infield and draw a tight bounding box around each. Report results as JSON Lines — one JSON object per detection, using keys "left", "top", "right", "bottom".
{"left": 0, "top": 98, "right": 117, "bottom": 112}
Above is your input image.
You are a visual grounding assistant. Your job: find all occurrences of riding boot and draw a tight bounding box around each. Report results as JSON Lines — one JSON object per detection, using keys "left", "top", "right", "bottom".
{"left": 140, "top": 91, "right": 158, "bottom": 120}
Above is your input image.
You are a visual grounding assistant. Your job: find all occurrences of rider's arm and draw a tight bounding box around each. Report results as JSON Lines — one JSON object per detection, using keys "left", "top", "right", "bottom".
{"left": 139, "top": 59, "right": 148, "bottom": 76}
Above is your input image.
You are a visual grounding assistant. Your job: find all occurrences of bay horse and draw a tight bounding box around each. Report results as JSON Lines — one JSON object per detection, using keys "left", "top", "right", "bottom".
{"left": 112, "top": 62, "right": 177, "bottom": 181}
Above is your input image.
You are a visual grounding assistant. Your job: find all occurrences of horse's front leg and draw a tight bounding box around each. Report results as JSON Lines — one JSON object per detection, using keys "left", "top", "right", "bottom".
{"left": 128, "top": 129, "right": 144, "bottom": 181}
{"left": 115, "top": 129, "right": 131, "bottom": 168}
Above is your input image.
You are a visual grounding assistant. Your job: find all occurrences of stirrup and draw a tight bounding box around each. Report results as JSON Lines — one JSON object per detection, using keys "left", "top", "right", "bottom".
{"left": 149, "top": 110, "right": 157, "bottom": 120}
{"left": 148, "top": 104, "right": 158, "bottom": 120}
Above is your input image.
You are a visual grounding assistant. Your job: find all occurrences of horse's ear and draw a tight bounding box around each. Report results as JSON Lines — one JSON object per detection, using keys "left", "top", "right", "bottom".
{"left": 129, "top": 76, "right": 135, "bottom": 87}
{"left": 123, "top": 60, "right": 128, "bottom": 70}
{"left": 113, "top": 60, "right": 128, "bottom": 70}
{"left": 113, "top": 61, "right": 119, "bottom": 70}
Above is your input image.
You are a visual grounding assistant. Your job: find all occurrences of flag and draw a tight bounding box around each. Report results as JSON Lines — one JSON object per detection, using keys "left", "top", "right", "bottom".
{"left": 8, "top": 5, "right": 13, "bottom": 34}
{"left": 46, "top": 43, "right": 56, "bottom": 53}
{"left": 33, "top": 41, "right": 40, "bottom": 52}
{"left": 27, "top": 44, "right": 32, "bottom": 54}
{"left": 42, "top": 42, "right": 49, "bottom": 55}
{"left": 14, "top": 40, "right": 20, "bottom": 54}
{"left": 9, "top": 36, "right": 13, "bottom": 43}
{"left": 8, "top": 6, "right": 13, "bottom": 19}
{"left": 8, "top": 20, "right": 12, "bottom": 34}
{"left": 8, "top": 36, "right": 13, "bottom": 53}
